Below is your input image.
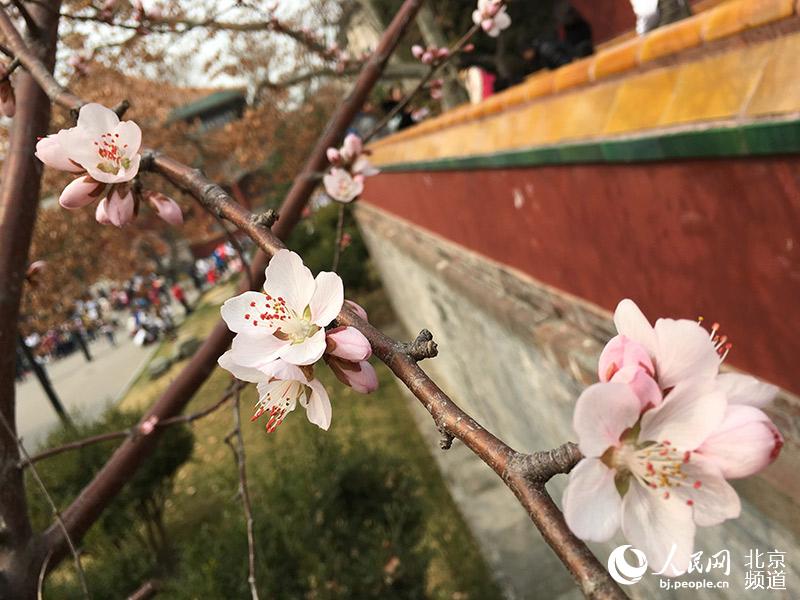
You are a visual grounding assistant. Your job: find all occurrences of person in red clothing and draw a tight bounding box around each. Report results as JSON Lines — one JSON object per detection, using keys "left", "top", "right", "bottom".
{"left": 171, "top": 281, "right": 192, "bottom": 314}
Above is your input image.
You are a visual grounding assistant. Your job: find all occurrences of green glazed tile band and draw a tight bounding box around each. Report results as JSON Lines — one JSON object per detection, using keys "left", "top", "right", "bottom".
{"left": 374, "top": 118, "right": 800, "bottom": 173}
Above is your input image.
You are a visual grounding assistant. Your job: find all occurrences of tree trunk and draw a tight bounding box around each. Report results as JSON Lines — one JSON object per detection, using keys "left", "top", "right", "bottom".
{"left": 0, "top": 2, "right": 63, "bottom": 598}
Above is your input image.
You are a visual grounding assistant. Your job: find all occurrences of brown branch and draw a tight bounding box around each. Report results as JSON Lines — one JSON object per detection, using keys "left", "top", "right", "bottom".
{"left": 0, "top": 1, "right": 63, "bottom": 597}
{"left": 21, "top": 382, "right": 240, "bottom": 468}
{"left": 224, "top": 386, "right": 260, "bottom": 600}
{"left": 0, "top": 412, "right": 90, "bottom": 599}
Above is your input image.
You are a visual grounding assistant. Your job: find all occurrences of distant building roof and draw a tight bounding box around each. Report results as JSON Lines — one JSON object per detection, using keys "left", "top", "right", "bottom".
{"left": 166, "top": 89, "right": 247, "bottom": 125}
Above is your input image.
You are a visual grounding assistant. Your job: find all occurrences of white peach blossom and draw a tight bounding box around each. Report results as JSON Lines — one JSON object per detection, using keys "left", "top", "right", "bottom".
{"left": 221, "top": 250, "right": 343, "bottom": 367}
{"left": 35, "top": 103, "right": 143, "bottom": 227}
{"left": 472, "top": 0, "right": 511, "bottom": 37}
{"left": 323, "top": 168, "right": 364, "bottom": 203}
{"left": 218, "top": 352, "right": 332, "bottom": 432}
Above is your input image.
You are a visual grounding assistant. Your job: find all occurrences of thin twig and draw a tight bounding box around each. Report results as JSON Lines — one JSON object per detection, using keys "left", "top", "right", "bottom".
{"left": 331, "top": 203, "right": 346, "bottom": 272}
{"left": 0, "top": 56, "right": 20, "bottom": 81}
{"left": 0, "top": 412, "right": 91, "bottom": 599}
{"left": 363, "top": 21, "right": 482, "bottom": 142}
{"left": 21, "top": 384, "right": 239, "bottom": 468}
{"left": 224, "top": 386, "right": 260, "bottom": 600}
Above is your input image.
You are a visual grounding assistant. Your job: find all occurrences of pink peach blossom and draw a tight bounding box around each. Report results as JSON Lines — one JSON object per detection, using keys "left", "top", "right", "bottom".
{"left": 472, "top": 0, "right": 511, "bottom": 37}
{"left": 323, "top": 168, "right": 364, "bottom": 203}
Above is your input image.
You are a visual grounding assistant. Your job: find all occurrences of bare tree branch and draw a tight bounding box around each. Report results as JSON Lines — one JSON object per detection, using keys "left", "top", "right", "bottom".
{"left": 224, "top": 385, "right": 260, "bottom": 600}
{"left": 20, "top": 384, "right": 240, "bottom": 468}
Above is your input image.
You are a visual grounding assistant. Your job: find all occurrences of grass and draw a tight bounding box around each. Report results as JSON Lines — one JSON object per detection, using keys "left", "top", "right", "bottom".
{"left": 111, "top": 280, "right": 502, "bottom": 599}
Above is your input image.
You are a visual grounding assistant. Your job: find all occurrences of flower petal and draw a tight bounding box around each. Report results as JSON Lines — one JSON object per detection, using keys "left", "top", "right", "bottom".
{"left": 95, "top": 198, "right": 112, "bottom": 224}
{"left": 303, "top": 378, "right": 332, "bottom": 430}
{"left": 653, "top": 318, "right": 720, "bottom": 388}
{"left": 229, "top": 332, "right": 287, "bottom": 368}
{"left": 310, "top": 271, "right": 344, "bottom": 326}
{"left": 114, "top": 119, "right": 142, "bottom": 155}
{"left": 35, "top": 133, "right": 84, "bottom": 172}
{"left": 621, "top": 481, "right": 695, "bottom": 576}
{"left": 218, "top": 350, "right": 267, "bottom": 383}
{"left": 697, "top": 405, "right": 783, "bottom": 479}
{"left": 264, "top": 249, "right": 315, "bottom": 313}
{"left": 562, "top": 458, "right": 621, "bottom": 542}
{"left": 76, "top": 102, "right": 120, "bottom": 135}
{"left": 716, "top": 372, "right": 777, "bottom": 408}
{"left": 613, "top": 299, "right": 657, "bottom": 357}
{"left": 598, "top": 335, "right": 655, "bottom": 382}
{"left": 220, "top": 291, "right": 276, "bottom": 334}
{"left": 639, "top": 378, "right": 725, "bottom": 449}
{"left": 105, "top": 187, "right": 134, "bottom": 227}
{"left": 278, "top": 328, "right": 326, "bottom": 366}
{"left": 610, "top": 365, "right": 663, "bottom": 410}
{"left": 573, "top": 382, "right": 641, "bottom": 457}
{"left": 674, "top": 456, "right": 741, "bottom": 527}
{"left": 59, "top": 176, "right": 106, "bottom": 209}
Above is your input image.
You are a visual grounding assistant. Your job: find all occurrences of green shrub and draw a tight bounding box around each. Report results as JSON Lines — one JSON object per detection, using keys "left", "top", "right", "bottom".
{"left": 163, "top": 433, "right": 430, "bottom": 599}
{"left": 28, "top": 407, "right": 193, "bottom": 598}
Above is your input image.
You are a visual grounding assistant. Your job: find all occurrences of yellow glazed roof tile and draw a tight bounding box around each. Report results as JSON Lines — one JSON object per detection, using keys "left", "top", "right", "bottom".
{"left": 553, "top": 57, "right": 592, "bottom": 92}
{"left": 746, "top": 31, "right": 800, "bottom": 116}
{"left": 640, "top": 13, "right": 704, "bottom": 62}
{"left": 604, "top": 68, "right": 681, "bottom": 134}
{"left": 659, "top": 41, "right": 773, "bottom": 125}
{"left": 591, "top": 36, "right": 643, "bottom": 80}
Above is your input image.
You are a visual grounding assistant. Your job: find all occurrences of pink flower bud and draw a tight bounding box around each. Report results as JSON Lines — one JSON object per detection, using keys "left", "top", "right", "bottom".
{"left": 421, "top": 51, "right": 434, "bottom": 65}
{"left": 437, "top": 48, "right": 450, "bottom": 59}
{"left": 411, "top": 44, "right": 424, "bottom": 59}
{"left": 95, "top": 197, "right": 112, "bottom": 225}
{"left": 60, "top": 176, "right": 107, "bottom": 210}
{"left": 326, "top": 326, "right": 371, "bottom": 361}
{"left": 147, "top": 191, "right": 183, "bottom": 225}
{"left": 344, "top": 299, "right": 368, "bottom": 322}
{"left": 139, "top": 415, "right": 159, "bottom": 435}
{"left": 325, "top": 356, "right": 378, "bottom": 394}
{"left": 340, "top": 133, "right": 363, "bottom": 162}
{"left": 597, "top": 335, "right": 654, "bottom": 382}
{"left": 326, "top": 147, "right": 341, "bottom": 165}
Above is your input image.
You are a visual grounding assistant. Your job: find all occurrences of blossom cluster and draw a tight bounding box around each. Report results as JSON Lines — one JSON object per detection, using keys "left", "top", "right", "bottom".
{"left": 564, "top": 299, "right": 783, "bottom": 576}
{"left": 219, "top": 250, "right": 378, "bottom": 432}
{"left": 322, "top": 133, "right": 378, "bottom": 203}
{"left": 411, "top": 44, "right": 450, "bottom": 66}
{"left": 35, "top": 103, "right": 182, "bottom": 227}
{"left": 472, "top": 0, "right": 511, "bottom": 38}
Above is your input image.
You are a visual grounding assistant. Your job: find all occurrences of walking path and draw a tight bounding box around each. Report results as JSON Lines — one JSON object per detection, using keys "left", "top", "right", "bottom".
{"left": 14, "top": 332, "right": 156, "bottom": 449}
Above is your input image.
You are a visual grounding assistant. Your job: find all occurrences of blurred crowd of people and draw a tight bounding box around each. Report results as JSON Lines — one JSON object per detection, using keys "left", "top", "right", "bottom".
{"left": 16, "top": 241, "right": 241, "bottom": 381}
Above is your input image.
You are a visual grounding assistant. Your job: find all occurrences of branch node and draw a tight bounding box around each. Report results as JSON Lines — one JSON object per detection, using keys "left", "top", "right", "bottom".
{"left": 438, "top": 425, "right": 454, "bottom": 450}
{"left": 400, "top": 329, "right": 438, "bottom": 361}
{"left": 139, "top": 150, "right": 157, "bottom": 171}
{"left": 250, "top": 209, "right": 279, "bottom": 229}
{"left": 112, "top": 99, "right": 130, "bottom": 117}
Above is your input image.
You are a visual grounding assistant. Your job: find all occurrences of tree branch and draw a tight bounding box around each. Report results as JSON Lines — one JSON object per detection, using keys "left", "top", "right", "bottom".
{"left": 224, "top": 385, "right": 260, "bottom": 600}
{"left": 20, "top": 384, "right": 240, "bottom": 468}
